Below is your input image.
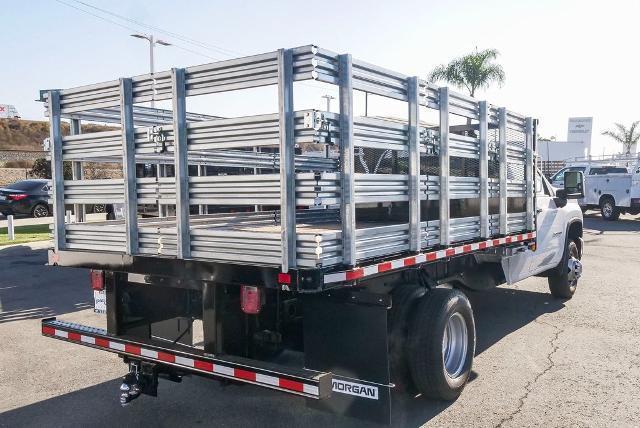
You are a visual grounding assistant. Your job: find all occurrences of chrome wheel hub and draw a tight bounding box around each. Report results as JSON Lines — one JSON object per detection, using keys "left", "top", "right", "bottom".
{"left": 568, "top": 257, "right": 582, "bottom": 285}
{"left": 442, "top": 312, "right": 468, "bottom": 377}
{"left": 603, "top": 203, "right": 613, "bottom": 217}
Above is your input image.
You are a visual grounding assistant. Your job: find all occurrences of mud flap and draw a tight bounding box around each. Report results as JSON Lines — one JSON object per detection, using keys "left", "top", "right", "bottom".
{"left": 302, "top": 290, "right": 392, "bottom": 425}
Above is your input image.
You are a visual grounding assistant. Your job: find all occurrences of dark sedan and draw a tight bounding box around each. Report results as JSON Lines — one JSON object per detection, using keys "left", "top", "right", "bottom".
{"left": 0, "top": 179, "right": 51, "bottom": 218}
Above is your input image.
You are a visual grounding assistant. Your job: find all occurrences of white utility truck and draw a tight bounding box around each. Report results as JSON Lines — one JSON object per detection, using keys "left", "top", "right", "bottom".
{"left": 552, "top": 157, "right": 640, "bottom": 220}
{"left": 39, "top": 44, "right": 585, "bottom": 424}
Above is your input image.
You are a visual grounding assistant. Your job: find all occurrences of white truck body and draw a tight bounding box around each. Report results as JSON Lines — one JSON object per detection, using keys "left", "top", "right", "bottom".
{"left": 551, "top": 162, "right": 640, "bottom": 219}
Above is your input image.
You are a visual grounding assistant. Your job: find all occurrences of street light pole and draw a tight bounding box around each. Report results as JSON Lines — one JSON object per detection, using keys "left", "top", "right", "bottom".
{"left": 321, "top": 94, "right": 335, "bottom": 112}
{"left": 130, "top": 33, "right": 171, "bottom": 109}
{"left": 149, "top": 34, "right": 154, "bottom": 76}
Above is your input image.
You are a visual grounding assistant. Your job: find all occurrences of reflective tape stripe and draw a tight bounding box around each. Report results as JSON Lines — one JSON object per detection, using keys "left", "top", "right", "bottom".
{"left": 54, "top": 329, "right": 68, "bottom": 339}
{"left": 175, "top": 356, "right": 194, "bottom": 367}
{"left": 235, "top": 368, "right": 256, "bottom": 382}
{"left": 363, "top": 265, "right": 379, "bottom": 277}
{"left": 279, "top": 378, "right": 304, "bottom": 392}
{"left": 42, "top": 325, "right": 321, "bottom": 398}
{"left": 194, "top": 360, "right": 213, "bottom": 372}
{"left": 81, "top": 335, "right": 95, "bottom": 345}
{"left": 125, "top": 344, "right": 141, "bottom": 355}
{"left": 303, "top": 384, "right": 319, "bottom": 396}
{"left": 213, "top": 364, "right": 234, "bottom": 377}
{"left": 323, "top": 231, "right": 537, "bottom": 284}
{"left": 141, "top": 348, "right": 158, "bottom": 359}
{"left": 256, "top": 373, "right": 279, "bottom": 387}
{"left": 109, "top": 341, "right": 125, "bottom": 351}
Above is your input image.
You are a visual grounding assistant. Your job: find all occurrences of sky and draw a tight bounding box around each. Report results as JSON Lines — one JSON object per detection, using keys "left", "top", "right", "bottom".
{"left": 2, "top": 0, "right": 639, "bottom": 156}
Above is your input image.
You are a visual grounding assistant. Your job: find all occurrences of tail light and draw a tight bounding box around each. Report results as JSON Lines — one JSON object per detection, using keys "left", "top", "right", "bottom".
{"left": 240, "top": 285, "right": 262, "bottom": 315}
{"left": 90, "top": 269, "right": 105, "bottom": 291}
{"left": 7, "top": 194, "right": 27, "bottom": 201}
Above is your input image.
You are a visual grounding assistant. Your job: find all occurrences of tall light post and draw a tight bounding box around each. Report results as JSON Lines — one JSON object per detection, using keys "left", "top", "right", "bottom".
{"left": 130, "top": 34, "right": 171, "bottom": 109}
{"left": 321, "top": 94, "right": 335, "bottom": 112}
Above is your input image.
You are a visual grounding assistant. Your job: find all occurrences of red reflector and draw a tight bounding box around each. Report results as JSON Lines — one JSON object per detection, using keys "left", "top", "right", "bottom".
{"left": 278, "top": 273, "right": 291, "bottom": 284}
{"left": 7, "top": 193, "right": 28, "bottom": 201}
{"left": 378, "top": 262, "right": 392, "bottom": 272}
{"left": 241, "top": 286, "right": 262, "bottom": 315}
{"left": 235, "top": 368, "right": 256, "bottom": 382}
{"left": 279, "top": 378, "right": 304, "bottom": 392}
{"left": 95, "top": 337, "right": 110, "bottom": 348}
{"left": 90, "top": 270, "right": 104, "bottom": 291}
{"left": 194, "top": 360, "right": 214, "bottom": 372}
{"left": 125, "top": 344, "right": 141, "bottom": 355}
{"left": 345, "top": 268, "right": 364, "bottom": 281}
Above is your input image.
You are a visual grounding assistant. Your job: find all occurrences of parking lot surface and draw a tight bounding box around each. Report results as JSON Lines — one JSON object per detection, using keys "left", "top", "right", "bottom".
{"left": 1, "top": 213, "right": 639, "bottom": 427}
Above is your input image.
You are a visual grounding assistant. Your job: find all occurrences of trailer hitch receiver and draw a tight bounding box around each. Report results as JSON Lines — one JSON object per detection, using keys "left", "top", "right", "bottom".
{"left": 119, "top": 360, "right": 158, "bottom": 406}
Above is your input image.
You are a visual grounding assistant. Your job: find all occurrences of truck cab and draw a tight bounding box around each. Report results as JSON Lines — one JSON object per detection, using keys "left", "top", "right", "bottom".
{"left": 503, "top": 169, "right": 584, "bottom": 286}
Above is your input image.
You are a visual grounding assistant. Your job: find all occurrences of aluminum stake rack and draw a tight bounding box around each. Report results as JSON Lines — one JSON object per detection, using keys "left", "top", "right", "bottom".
{"left": 42, "top": 44, "right": 535, "bottom": 285}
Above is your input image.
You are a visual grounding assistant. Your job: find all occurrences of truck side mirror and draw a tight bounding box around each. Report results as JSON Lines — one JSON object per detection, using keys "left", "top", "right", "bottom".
{"left": 563, "top": 171, "right": 584, "bottom": 199}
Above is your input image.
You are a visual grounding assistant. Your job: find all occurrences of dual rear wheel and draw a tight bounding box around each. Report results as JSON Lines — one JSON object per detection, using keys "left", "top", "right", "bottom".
{"left": 392, "top": 286, "right": 476, "bottom": 400}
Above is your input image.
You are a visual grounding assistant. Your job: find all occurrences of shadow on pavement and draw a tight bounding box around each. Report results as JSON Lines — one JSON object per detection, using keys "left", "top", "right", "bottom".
{"left": 0, "top": 285, "right": 565, "bottom": 428}
{"left": 0, "top": 245, "right": 92, "bottom": 324}
{"left": 583, "top": 213, "right": 640, "bottom": 233}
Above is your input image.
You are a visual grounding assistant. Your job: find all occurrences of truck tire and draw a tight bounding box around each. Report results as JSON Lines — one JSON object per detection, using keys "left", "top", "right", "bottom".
{"left": 548, "top": 238, "right": 582, "bottom": 299}
{"left": 389, "top": 283, "right": 425, "bottom": 392}
{"left": 600, "top": 197, "right": 620, "bottom": 221}
{"left": 407, "top": 288, "right": 475, "bottom": 400}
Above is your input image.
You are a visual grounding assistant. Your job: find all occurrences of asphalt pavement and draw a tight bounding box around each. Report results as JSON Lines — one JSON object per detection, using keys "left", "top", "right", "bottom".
{"left": 0, "top": 213, "right": 639, "bottom": 427}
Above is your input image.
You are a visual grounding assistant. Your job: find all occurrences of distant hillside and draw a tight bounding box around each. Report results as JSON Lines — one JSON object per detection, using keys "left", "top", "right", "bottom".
{"left": 0, "top": 118, "right": 110, "bottom": 151}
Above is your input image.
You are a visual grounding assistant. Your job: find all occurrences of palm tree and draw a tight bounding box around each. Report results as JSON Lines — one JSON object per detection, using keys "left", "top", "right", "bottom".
{"left": 601, "top": 122, "right": 640, "bottom": 155}
{"left": 428, "top": 48, "right": 505, "bottom": 97}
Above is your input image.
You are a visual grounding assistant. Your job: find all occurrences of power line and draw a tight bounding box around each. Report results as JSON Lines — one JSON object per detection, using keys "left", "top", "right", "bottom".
{"left": 68, "top": 0, "right": 241, "bottom": 58}
{"left": 54, "top": 0, "right": 329, "bottom": 92}
{"left": 53, "top": 0, "right": 221, "bottom": 61}
{"left": 54, "top": 0, "right": 140, "bottom": 34}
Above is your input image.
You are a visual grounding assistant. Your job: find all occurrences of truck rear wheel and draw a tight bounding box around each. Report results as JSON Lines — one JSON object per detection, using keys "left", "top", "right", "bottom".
{"left": 407, "top": 288, "right": 475, "bottom": 400}
{"left": 548, "top": 238, "right": 582, "bottom": 299}
{"left": 600, "top": 197, "right": 620, "bottom": 221}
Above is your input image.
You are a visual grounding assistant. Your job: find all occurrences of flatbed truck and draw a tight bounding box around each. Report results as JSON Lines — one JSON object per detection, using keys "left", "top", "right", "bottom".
{"left": 40, "top": 44, "right": 585, "bottom": 424}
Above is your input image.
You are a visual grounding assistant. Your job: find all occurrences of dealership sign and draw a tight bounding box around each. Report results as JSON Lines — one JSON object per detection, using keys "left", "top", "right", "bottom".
{"left": 567, "top": 117, "right": 593, "bottom": 145}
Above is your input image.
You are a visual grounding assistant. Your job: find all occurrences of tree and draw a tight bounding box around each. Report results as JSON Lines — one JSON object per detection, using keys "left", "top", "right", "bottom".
{"left": 30, "top": 158, "right": 72, "bottom": 180}
{"left": 428, "top": 48, "right": 505, "bottom": 97}
{"left": 601, "top": 122, "right": 640, "bottom": 155}
{"left": 30, "top": 158, "right": 51, "bottom": 179}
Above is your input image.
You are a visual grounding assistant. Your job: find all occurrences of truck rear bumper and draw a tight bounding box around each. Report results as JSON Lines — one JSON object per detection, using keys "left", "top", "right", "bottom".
{"left": 41, "top": 318, "right": 331, "bottom": 399}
